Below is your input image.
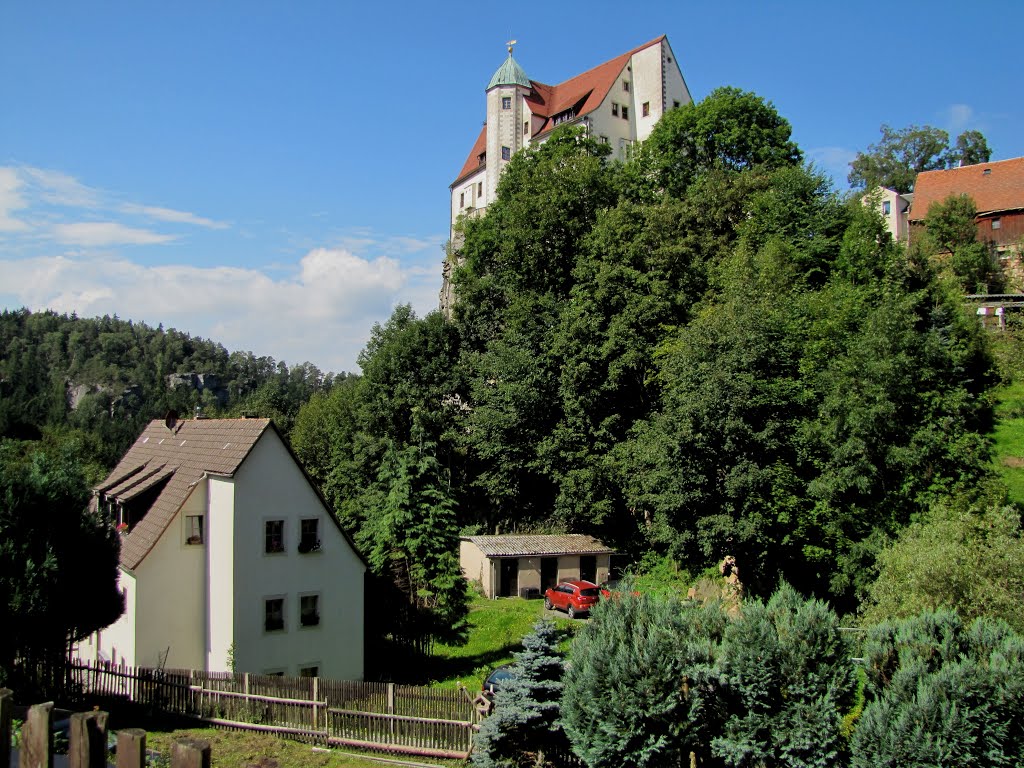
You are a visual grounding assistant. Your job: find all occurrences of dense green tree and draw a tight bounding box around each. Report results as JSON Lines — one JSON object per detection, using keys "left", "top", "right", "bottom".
{"left": 713, "top": 584, "right": 857, "bottom": 768}
{"left": 561, "top": 595, "right": 728, "bottom": 768}
{"left": 852, "top": 611, "right": 1024, "bottom": 767}
{"left": 359, "top": 429, "right": 468, "bottom": 648}
{"left": 472, "top": 619, "right": 568, "bottom": 768}
{"left": 921, "top": 193, "right": 992, "bottom": 291}
{"left": 0, "top": 437, "right": 123, "bottom": 691}
{"left": 861, "top": 500, "right": 1024, "bottom": 634}
{"left": 624, "top": 86, "right": 801, "bottom": 200}
{"left": 848, "top": 124, "right": 994, "bottom": 193}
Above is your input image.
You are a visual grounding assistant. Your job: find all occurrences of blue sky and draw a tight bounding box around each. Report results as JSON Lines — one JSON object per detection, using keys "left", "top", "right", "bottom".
{"left": 3, "top": 1, "right": 1022, "bottom": 373}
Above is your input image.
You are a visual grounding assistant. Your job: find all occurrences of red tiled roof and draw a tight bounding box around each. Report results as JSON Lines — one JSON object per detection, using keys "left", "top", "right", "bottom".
{"left": 909, "top": 156, "right": 1024, "bottom": 221}
{"left": 452, "top": 36, "right": 667, "bottom": 186}
{"left": 461, "top": 534, "right": 616, "bottom": 558}
{"left": 453, "top": 125, "right": 487, "bottom": 188}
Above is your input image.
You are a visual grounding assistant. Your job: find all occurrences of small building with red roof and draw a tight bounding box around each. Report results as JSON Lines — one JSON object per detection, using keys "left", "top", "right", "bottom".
{"left": 910, "top": 157, "right": 1024, "bottom": 251}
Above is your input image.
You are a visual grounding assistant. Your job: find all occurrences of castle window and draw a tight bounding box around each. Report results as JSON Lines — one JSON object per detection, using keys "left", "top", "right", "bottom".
{"left": 502, "top": 96, "right": 511, "bottom": 110}
{"left": 599, "top": 135, "right": 609, "bottom": 144}
{"left": 611, "top": 102, "right": 619, "bottom": 117}
{"left": 524, "top": 120, "right": 529, "bottom": 136}
{"left": 459, "top": 193, "right": 465, "bottom": 209}
{"left": 477, "top": 182, "right": 483, "bottom": 198}
{"left": 622, "top": 106, "right": 629, "bottom": 120}
{"left": 642, "top": 102, "right": 650, "bottom": 117}
{"left": 622, "top": 81, "right": 630, "bottom": 92}
{"left": 501, "top": 146, "right": 511, "bottom": 161}
{"left": 673, "top": 100, "right": 681, "bottom": 109}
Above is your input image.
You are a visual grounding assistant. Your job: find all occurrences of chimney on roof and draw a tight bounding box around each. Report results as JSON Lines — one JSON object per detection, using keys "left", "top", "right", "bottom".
{"left": 194, "top": 405, "right": 207, "bottom": 420}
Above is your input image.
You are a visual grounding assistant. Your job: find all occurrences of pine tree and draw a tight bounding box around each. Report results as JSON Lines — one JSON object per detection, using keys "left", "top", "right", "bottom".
{"left": 472, "top": 619, "right": 568, "bottom": 768}
{"left": 360, "top": 425, "right": 468, "bottom": 648}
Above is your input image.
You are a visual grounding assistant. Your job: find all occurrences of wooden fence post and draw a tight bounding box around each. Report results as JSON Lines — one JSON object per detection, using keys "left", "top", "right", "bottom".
{"left": 21, "top": 701, "right": 54, "bottom": 768}
{"left": 116, "top": 728, "right": 147, "bottom": 768}
{"left": 69, "top": 711, "right": 108, "bottom": 768}
{"left": 312, "top": 677, "right": 319, "bottom": 732}
{"left": 170, "top": 737, "right": 210, "bottom": 768}
{"left": 0, "top": 688, "right": 12, "bottom": 768}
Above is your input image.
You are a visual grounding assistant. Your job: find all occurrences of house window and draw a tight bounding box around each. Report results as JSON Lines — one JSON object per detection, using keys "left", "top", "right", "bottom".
{"left": 523, "top": 120, "right": 529, "bottom": 136}
{"left": 299, "top": 518, "right": 320, "bottom": 553}
{"left": 459, "top": 192, "right": 464, "bottom": 209}
{"left": 265, "top": 520, "right": 285, "bottom": 554}
{"left": 501, "top": 146, "right": 511, "bottom": 161}
{"left": 673, "top": 100, "right": 681, "bottom": 109}
{"left": 611, "top": 102, "right": 619, "bottom": 117}
{"left": 264, "top": 597, "right": 285, "bottom": 632}
{"left": 185, "top": 515, "right": 203, "bottom": 545}
{"left": 622, "top": 106, "right": 629, "bottom": 120}
{"left": 992, "top": 218, "right": 1002, "bottom": 230}
{"left": 502, "top": 96, "right": 511, "bottom": 110}
{"left": 477, "top": 182, "right": 483, "bottom": 198}
{"left": 299, "top": 664, "right": 319, "bottom": 678}
{"left": 300, "top": 593, "right": 320, "bottom": 627}
{"left": 599, "top": 135, "right": 609, "bottom": 144}
{"left": 642, "top": 101, "right": 650, "bottom": 117}
{"left": 882, "top": 200, "right": 891, "bottom": 216}
{"left": 622, "top": 81, "right": 630, "bottom": 92}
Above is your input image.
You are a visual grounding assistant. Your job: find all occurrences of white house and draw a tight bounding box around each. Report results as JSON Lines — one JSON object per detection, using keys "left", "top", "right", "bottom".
{"left": 864, "top": 186, "right": 913, "bottom": 243}
{"left": 76, "top": 416, "right": 366, "bottom": 680}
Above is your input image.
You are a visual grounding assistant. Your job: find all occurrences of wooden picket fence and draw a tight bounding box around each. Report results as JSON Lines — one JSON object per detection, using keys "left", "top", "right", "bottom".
{"left": 1, "top": 688, "right": 213, "bottom": 768}
{"left": 68, "top": 661, "right": 478, "bottom": 760}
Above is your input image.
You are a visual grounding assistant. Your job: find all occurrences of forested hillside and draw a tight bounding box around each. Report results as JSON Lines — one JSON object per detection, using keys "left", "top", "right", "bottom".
{"left": 292, "top": 88, "right": 1006, "bottom": 615}
{"left": 0, "top": 309, "right": 343, "bottom": 466}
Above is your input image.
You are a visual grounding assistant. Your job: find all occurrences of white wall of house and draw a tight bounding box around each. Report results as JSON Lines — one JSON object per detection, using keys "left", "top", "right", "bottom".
{"left": 206, "top": 474, "right": 236, "bottom": 673}
{"left": 230, "top": 429, "right": 365, "bottom": 680}
{"left": 135, "top": 483, "right": 208, "bottom": 669}
{"left": 76, "top": 567, "right": 137, "bottom": 667}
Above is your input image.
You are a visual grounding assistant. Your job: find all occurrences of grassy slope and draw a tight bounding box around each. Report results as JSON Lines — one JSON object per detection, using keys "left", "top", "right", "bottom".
{"left": 144, "top": 727, "right": 458, "bottom": 768}
{"left": 428, "top": 594, "right": 578, "bottom": 690}
{"left": 992, "top": 379, "right": 1024, "bottom": 506}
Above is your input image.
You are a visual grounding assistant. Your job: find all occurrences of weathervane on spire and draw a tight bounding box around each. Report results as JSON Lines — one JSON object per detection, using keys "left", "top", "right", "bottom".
{"left": 506, "top": 39, "right": 517, "bottom": 55}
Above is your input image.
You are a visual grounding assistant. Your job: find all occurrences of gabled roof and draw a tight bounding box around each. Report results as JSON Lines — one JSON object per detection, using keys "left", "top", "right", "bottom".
{"left": 453, "top": 126, "right": 487, "bottom": 189}
{"left": 452, "top": 36, "right": 667, "bottom": 186}
{"left": 461, "top": 534, "right": 616, "bottom": 558}
{"left": 910, "top": 156, "right": 1024, "bottom": 222}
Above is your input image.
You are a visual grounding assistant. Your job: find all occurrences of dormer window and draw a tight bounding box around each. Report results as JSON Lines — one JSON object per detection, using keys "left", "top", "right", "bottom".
{"left": 478, "top": 152, "right": 486, "bottom": 166}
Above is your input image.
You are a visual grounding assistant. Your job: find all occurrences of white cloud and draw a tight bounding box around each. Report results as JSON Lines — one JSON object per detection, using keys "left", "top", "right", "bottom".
{"left": 21, "top": 167, "right": 101, "bottom": 208}
{"left": 944, "top": 104, "right": 975, "bottom": 135}
{"left": 0, "top": 168, "right": 31, "bottom": 232}
{"left": 806, "top": 146, "right": 858, "bottom": 189}
{"left": 120, "top": 203, "right": 229, "bottom": 229}
{"left": 0, "top": 247, "right": 441, "bottom": 373}
{"left": 52, "top": 222, "right": 178, "bottom": 246}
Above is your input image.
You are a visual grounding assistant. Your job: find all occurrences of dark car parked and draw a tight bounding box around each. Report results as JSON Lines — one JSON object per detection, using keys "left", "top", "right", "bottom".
{"left": 544, "top": 580, "right": 600, "bottom": 618}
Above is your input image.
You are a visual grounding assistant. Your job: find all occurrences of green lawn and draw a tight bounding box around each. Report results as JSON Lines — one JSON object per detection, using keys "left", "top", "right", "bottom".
{"left": 143, "top": 726, "right": 459, "bottom": 768}
{"left": 991, "top": 379, "right": 1024, "bottom": 506}
{"left": 427, "top": 594, "right": 578, "bottom": 690}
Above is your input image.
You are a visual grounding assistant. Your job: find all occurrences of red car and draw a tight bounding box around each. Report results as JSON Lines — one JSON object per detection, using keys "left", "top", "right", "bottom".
{"left": 544, "top": 580, "right": 600, "bottom": 618}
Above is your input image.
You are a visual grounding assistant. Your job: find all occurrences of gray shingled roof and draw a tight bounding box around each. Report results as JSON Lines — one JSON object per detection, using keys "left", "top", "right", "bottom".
{"left": 461, "top": 534, "right": 615, "bottom": 558}
{"left": 101, "top": 418, "right": 272, "bottom": 570}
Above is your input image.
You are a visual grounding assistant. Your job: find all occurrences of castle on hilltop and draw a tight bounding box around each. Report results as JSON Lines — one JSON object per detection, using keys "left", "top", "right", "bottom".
{"left": 442, "top": 36, "right": 691, "bottom": 309}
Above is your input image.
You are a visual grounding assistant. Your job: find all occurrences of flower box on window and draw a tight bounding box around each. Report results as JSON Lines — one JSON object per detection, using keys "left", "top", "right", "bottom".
{"left": 300, "top": 611, "right": 320, "bottom": 627}
{"left": 264, "top": 617, "right": 284, "bottom": 632}
{"left": 298, "top": 538, "right": 321, "bottom": 554}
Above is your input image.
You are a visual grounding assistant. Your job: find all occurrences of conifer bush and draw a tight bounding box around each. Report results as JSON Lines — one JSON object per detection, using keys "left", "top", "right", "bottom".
{"left": 851, "top": 611, "right": 1024, "bottom": 767}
